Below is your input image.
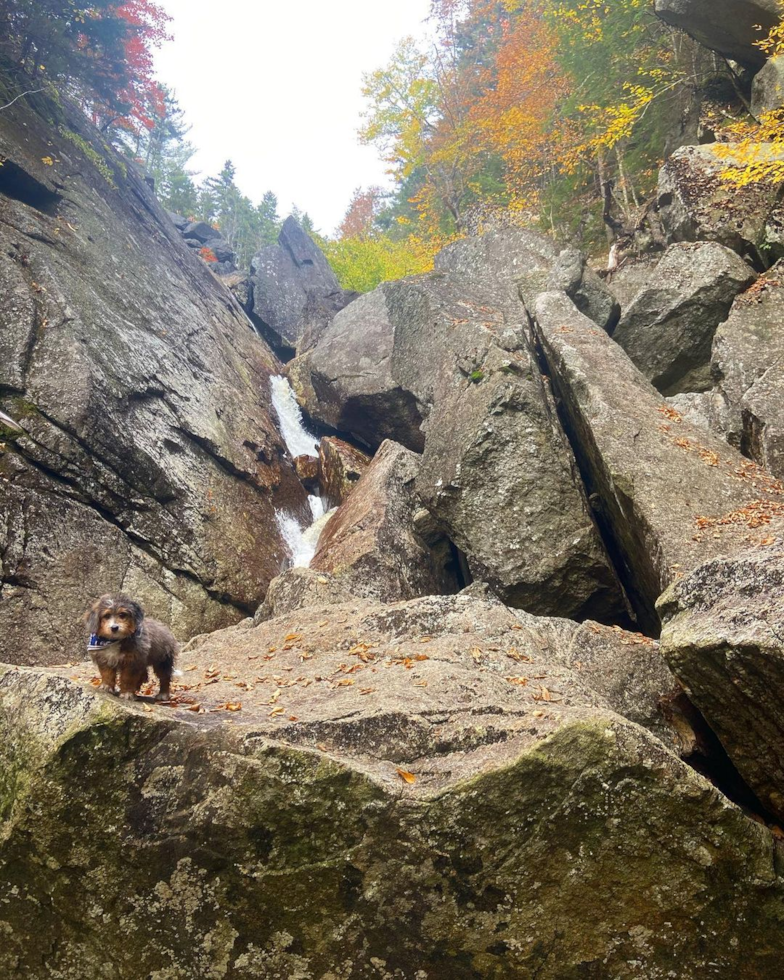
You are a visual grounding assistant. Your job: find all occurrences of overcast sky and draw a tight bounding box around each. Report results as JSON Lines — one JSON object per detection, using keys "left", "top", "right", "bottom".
{"left": 154, "top": 0, "right": 432, "bottom": 234}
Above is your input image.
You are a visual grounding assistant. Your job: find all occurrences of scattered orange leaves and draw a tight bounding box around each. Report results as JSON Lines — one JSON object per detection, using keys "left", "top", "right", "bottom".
{"left": 658, "top": 406, "right": 682, "bottom": 423}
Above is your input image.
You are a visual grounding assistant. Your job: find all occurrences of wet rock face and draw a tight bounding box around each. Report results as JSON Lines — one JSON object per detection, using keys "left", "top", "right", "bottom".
{"left": 534, "top": 290, "right": 784, "bottom": 634}
{"left": 659, "top": 548, "right": 784, "bottom": 819}
{"left": 658, "top": 144, "right": 784, "bottom": 258}
{"left": 248, "top": 216, "right": 343, "bottom": 355}
{"left": 711, "top": 265, "right": 784, "bottom": 478}
{"left": 3, "top": 592, "right": 783, "bottom": 979}
{"left": 317, "top": 435, "right": 370, "bottom": 507}
{"left": 311, "top": 440, "right": 459, "bottom": 602}
{"left": 654, "top": 0, "right": 780, "bottom": 68}
{"left": 612, "top": 242, "right": 756, "bottom": 395}
{"left": 0, "top": 89, "right": 306, "bottom": 664}
{"left": 293, "top": 453, "right": 319, "bottom": 490}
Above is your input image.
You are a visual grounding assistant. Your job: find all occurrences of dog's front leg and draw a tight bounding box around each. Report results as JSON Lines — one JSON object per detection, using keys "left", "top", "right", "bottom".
{"left": 98, "top": 666, "right": 117, "bottom": 694}
{"left": 118, "top": 665, "right": 145, "bottom": 700}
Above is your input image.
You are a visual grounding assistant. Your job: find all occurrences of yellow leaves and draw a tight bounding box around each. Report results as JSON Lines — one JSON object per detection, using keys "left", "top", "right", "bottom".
{"left": 41, "top": 156, "right": 54, "bottom": 166}
{"left": 396, "top": 768, "right": 417, "bottom": 784}
{"left": 323, "top": 233, "right": 453, "bottom": 294}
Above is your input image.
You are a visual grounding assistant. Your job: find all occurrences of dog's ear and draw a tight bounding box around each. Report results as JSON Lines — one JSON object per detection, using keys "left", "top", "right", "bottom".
{"left": 126, "top": 599, "right": 145, "bottom": 631}
{"left": 83, "top": 598, "right": 101, "bottom": 633}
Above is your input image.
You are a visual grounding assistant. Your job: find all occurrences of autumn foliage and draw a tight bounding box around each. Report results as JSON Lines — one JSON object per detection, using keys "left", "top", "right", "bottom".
{"left": 356, "top": 0, "right": 741, "bottom": 253}
{"left": 0, "top": 0, "right": 171, "bottom": 136}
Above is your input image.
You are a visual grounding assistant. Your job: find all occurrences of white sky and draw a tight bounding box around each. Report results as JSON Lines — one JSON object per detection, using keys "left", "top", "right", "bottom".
{"left": 154, "top": 0, "right": 432, "bottom": 235}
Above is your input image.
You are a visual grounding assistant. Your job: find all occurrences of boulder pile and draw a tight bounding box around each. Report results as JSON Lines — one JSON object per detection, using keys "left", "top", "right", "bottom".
{"left": 167, "top": 211, "right": 238, "bottom": 274}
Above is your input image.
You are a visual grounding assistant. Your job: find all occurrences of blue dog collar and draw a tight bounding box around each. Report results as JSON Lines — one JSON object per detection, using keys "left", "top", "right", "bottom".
{"left": 87, "top": 634, "right": 119, "bottom": 653}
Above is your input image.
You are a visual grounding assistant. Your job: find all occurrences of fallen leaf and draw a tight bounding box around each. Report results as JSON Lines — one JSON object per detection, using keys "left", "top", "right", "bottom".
{"left": 396, "top": 768, "right": 417, "bottom": 784}
{"left": 269, "top": 706, "right": 285, "bottom": 716}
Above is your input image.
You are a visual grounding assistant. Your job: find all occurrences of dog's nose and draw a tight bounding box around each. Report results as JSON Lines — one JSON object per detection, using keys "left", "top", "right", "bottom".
{"left": 110, "top": 624, "right": 119, "bottom": 633}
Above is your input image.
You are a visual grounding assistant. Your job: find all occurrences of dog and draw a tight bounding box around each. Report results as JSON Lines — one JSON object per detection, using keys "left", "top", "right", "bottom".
{"left": 84, "top": 594, "right": 178, "bottom": 701}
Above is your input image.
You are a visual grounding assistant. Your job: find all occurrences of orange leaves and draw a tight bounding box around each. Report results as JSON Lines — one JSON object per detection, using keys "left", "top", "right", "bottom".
{"left": 396, "top": 768, "right": 417, "bottom": 785}
{"left": 696, "top": 501, "right": 784, "bottom": 532}
{"left": 467, "top": 8, "right": 568, "bottom": 206}
{"left": 658, "top": 406, "right": 683, "bottom": 423}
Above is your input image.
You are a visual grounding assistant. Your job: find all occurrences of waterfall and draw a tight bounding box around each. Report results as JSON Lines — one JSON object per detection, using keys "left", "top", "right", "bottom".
{"left": 270, "top": 374, "right": 319, "bottom": 458}
{"left": 270, "top": 375, "right": 332, "bottom": 568}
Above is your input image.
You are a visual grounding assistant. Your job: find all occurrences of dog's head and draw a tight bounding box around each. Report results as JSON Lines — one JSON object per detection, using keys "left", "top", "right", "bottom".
{"left": 84, "top": 594, "right": 144, "bottom": 640}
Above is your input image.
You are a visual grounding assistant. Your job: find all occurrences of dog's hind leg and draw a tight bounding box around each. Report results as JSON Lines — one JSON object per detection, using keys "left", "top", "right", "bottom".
{"left": 152, "top": 658, "right": 174, "bottom": 702}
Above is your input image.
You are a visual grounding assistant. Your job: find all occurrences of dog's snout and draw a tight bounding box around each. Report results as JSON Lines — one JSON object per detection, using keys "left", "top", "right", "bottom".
{"left": 110, "top": 623, "right": 120, "bottom": 633}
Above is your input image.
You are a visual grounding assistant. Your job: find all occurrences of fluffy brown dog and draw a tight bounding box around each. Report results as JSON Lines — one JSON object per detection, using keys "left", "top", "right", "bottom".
{"left": 84, "top": 594, "right": 178, "bottom": 701}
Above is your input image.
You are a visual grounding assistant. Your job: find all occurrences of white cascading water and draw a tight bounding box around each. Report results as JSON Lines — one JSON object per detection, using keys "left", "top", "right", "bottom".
{"left": 270, "top": 375, "right": 332, "bottom": 568}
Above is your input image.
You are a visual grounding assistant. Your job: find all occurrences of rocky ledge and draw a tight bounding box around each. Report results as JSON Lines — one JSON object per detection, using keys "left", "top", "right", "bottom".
{"left": 2, "top": 588, "right": 783, "bottom": 979}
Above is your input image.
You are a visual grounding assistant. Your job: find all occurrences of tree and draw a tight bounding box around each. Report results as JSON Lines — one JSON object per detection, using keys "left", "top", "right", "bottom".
{"left": 0, "top": 0, "right": 171, "bottom": 138}
{"left": 290, "top": 205, "right": 316, "bottom": 235}
{"left": 256, "top": 191, "right": 280, "bottom": 245}
{"left": 715, "top": 0, "right": 784, "bottom": 189}
{"left": 338, "top": 186, "right": 384, "bottom": 240}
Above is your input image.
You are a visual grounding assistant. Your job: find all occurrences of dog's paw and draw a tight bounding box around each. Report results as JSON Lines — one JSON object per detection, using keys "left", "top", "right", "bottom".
{"left": 118, "top": 691, "right": 137, "bottom": 701}
{"left": 98, "top": 684, "right": 116, "bottom": 694}
{"left": 154, "top": 691, "right": 172, "bottom": 702}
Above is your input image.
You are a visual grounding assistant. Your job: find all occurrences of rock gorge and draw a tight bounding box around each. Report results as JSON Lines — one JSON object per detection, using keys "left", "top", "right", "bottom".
{"left": 3, "top": 2, "right": 784, "bottom": 976}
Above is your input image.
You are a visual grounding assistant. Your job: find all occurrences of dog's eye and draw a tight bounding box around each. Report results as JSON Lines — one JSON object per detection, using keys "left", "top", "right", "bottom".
{"left": 117, "top": 612, "right": 128, "bottom": 620}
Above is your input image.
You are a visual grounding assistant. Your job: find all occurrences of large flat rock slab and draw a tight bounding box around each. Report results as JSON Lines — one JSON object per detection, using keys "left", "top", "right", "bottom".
{"left": 2, "top": 592, "right": 782, "bottom": 977}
